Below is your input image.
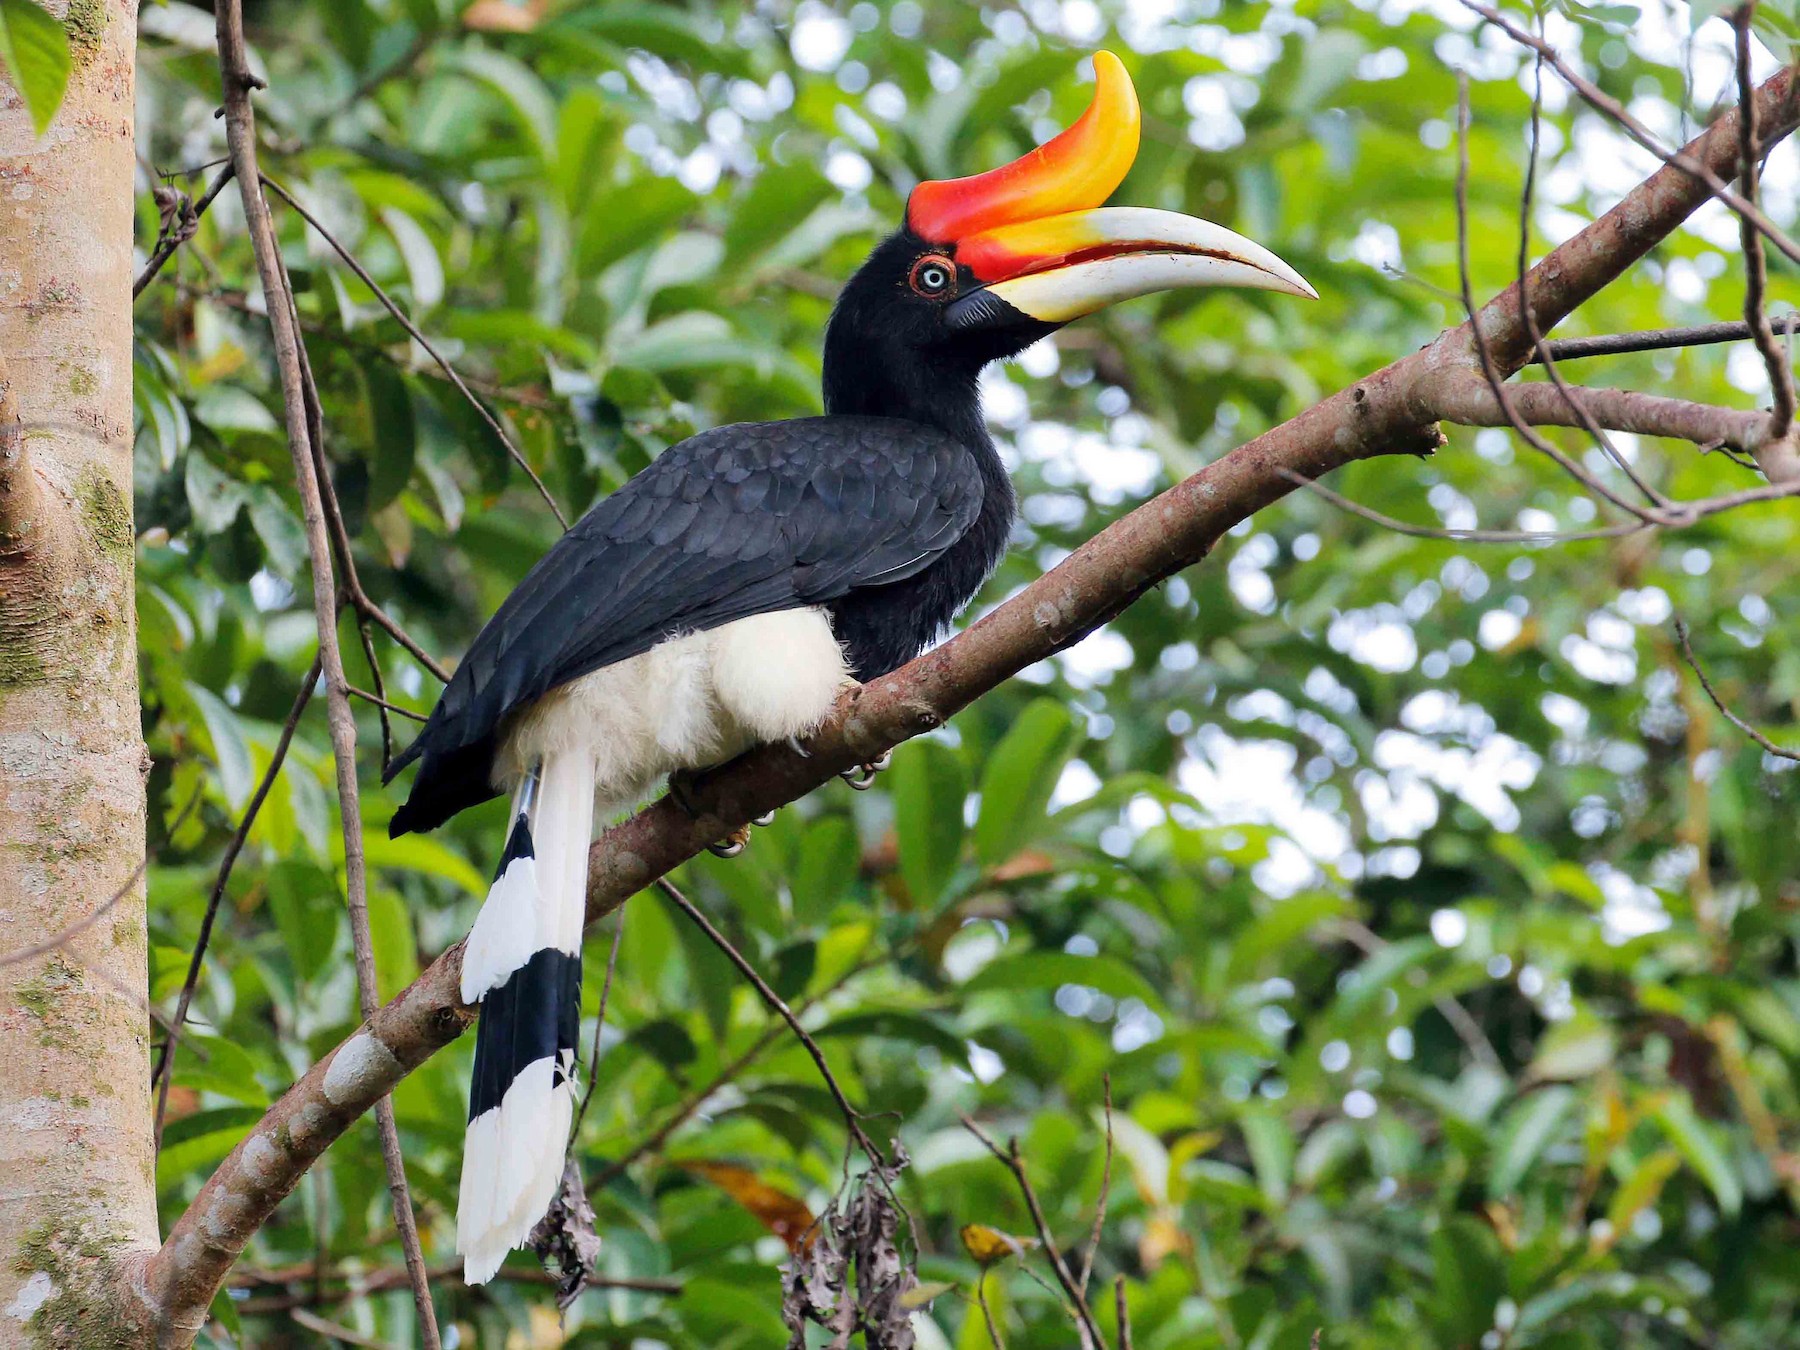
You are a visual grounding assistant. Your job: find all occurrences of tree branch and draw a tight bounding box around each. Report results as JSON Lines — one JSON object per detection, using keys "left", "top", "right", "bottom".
{"left": 153, "top": 657, "right": 319, "bottom": 1150}
{"left": 260, "top": 175, "right": 568, "bottom": 529}
{"left": 140, "top": 64, "right": 1800, "bottom": 1346}
{"left": 154, "top": 7, "right": 442, "bottom": 1346}
{"left": 961, "top": 1114, "right": 1105, "bottom": 1350}
{"left": 1529, "top": 317, "right": 1799, "bottom": 363}
{"left": 133, "top": 165, "right": 235, "bottom": 300}
{"left": 1435, "top": 377, "right": 1772, "bottom": 453}
{"left": 1732, "top": 2, "right": 1799, "bottom": 480}
{"left": 1674, "top": 619, "right": 1799, "bottom": 762}
{"left": 1463, "top": 0, "right": 1800, "bottom": 272}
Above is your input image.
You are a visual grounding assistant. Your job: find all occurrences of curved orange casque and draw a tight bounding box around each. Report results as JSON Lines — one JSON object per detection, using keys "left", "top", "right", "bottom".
{"left": 906, "top": 50, "right": 1141, "bottom": 245}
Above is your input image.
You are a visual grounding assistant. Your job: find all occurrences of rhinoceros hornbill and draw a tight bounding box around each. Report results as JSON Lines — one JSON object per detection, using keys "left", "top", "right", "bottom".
{"left": 385, "top": 51, "right": 1313, "bottom": 1282}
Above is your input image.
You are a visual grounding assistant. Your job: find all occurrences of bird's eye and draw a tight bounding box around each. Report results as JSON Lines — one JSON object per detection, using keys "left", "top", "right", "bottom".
{"left": 909, "top": 255, "right": 956, "bottom": 299}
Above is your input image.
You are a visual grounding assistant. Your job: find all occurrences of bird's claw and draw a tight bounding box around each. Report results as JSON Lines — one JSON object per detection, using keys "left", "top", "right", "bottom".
{"left": 786, "top": 735, "right": 812, "bottom": 759}
{"left": 708, "top": 825, "right": 751, "bottom": 858}
{"left": 840, "top": 749, "right": 891, "bottom": 791}
{"left": 752, "top": 810, "right": 777, "bottom": 827}
{"left": 667, "top": 770, "right": 702, "bottom": 821}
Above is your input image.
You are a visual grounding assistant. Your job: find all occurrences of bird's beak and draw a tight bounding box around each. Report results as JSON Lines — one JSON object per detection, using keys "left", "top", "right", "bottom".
{"left": 909, "top": 52, "right": 1316, "bottom": 333}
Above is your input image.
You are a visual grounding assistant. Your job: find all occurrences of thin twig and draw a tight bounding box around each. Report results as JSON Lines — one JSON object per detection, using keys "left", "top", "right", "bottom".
{"left": 585, "top": 951, "right": 888, "bottom": 1193}
{"left": 1278, "top": 468, "right": 1648, "bottom": 544}
{"left": 1328, "top": 918, "right": 1501, "bottom": 1069}
{"left": 260, "top": 174, "right": 568, "bottom": 528}
{"left": 356, "top": 592, "right": 451, "bottom": 685}
{"left": 1454, "top": 76, "right": 1657, "bottom": 524}
{"left": 215, "top": 10, "right": 441, "bottom": 1341}
{"left": 975, "top": 1272, "right": 1007, "bottom": 1349}
{"left": 1530, "top": 317, "right": 1800, "bottom": 362}
{"left": 1115, "top": 1278, "right": 1133, "bottom": 1350}
{"left": 1734, "top": 2, "right": 1797, "bottom": 439}
{"left": 654, "top": 877, "right": 885, "bottom": 1168}
{"left": 1463, "top": 0, "right": 1800, "bottom": 269}
{"left": 572, "top": 917, "right": 625, "bottom": 1140}
{"left": 154, "top": 659, "right": 319, "bottom": 1148}
{"left": 0, "top": 788, "right": 202, "bottom": 970}
{"left": 960, "top": 1115, "right": 1106, "bottom": 1350}
{"left": 356, "top": 621, "right": 396, "bottom": 774}
{"left": 1675, "top": 619, "right": 1799, "bottom": 761}
{"left": 1077, "top": 1076, "right": 1113, "bottom": 1297}
{"left": 345, "top": 684, "right": 429, "bottom": 722}
{"left": 134, "top": 164, "right": 236, "bottom": 299}
{"left": 291, "top": 1308, "right": 397, "bottom": 1350}
{"left": 1514, "top": 36, "right": 1666, "bottom": 507}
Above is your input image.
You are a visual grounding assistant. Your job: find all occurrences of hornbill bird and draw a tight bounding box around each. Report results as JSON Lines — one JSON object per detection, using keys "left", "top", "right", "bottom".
{"left": 385, "top": 51, "right": 1313, "bottom": 1283}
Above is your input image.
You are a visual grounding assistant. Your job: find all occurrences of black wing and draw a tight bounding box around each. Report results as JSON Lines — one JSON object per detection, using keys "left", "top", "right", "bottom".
{"left": 387, "top": 416, "right": 984, "bottom": 835}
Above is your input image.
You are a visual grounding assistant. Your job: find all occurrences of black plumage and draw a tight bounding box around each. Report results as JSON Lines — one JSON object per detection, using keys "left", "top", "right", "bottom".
{"left": 390, "top": 226, "right": 1049, "bottom": 838}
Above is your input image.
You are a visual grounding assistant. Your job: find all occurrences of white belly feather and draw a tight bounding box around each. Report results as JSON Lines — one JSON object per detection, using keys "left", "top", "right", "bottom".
{"left": 491, "top": 607, "right": 851, "bottom": 815}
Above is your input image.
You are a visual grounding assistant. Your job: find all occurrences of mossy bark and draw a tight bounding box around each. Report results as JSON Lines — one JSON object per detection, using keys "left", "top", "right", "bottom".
{"left": 0, "top": 4, "right": 158, "bottom": 1346}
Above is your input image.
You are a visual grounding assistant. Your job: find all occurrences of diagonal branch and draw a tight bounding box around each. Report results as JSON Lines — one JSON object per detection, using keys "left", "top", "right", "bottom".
{"left": 188, "top": 7, "right": 442, "bottom": 1347}
{"left": 1732, "top": 2, "right": 1798, "bottom": 482}
{"left": 961, "top": 1113, "right": 1105, "bottom": 1350}
{"left": 260, "top": 174, "right": 568, "bottom": 528}
{"left": 1675, "top": 619, "right": 1800, "bottom": 762}
{"left": 153, "top": 657, "right": 320, "bottom": 1150}
{"left": 1530, "top": 317, "right": 1800, "bottom": 363}
{"left": 134, "top": 165, "right": 236, "bottom": 299}
{"left": 138, "top": 63, "right": 1800, "bottom": 1347}
{"left": 1463, "top": 0, "right": 1800, "bottom": 271}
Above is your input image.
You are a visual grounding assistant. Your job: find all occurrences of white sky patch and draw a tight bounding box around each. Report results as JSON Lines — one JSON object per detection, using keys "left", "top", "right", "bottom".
{"left": 1372, "top": 726, "right": 1539, "bottom": 832}
{"left": 1058, "top": 628, "right": 1134, "bottom": 687}
{"left": 1178, "top": 729, "right": 1352, "bottom": 877}
{"left": 790, "top": 1, "right": 852, "bottom": 70}
{"left": 1592, "top": 863, "right": 1672, "bottom": 944}
{"left": 1051, "top": 759, "right": 1102, "bottom": 810}
{"left": 1328, "top": 604, "right": 1418, "bottom": 673}
{"left": 1478, "top": 609, "right": 1522, "bottom": 650}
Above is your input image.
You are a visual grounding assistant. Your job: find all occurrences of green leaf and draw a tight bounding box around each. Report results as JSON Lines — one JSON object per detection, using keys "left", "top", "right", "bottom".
{"left": 962, "top": 951, "right": 1162, "bottom": 1011}
{"left": 357, "top": 831, "right": 488, "bottom": 896}
{"left": 790, "top": 815, "right": 859, "bottom": 923}
{"left": 1526, "top": 1017, "right": 1615, "bottom": 1083}
{"left": 972, "top": 698, "right": 1080, "bottom": 865}
{"left": 187, "top": 682, "right": 254, "bottom": 810}
{"left": 1488, "top": 1085, "right": 1576, "bottom": 1198}
{"left": 266, "top": 861, "right": 342, "bottom": 985}
{"left": 363, "top": 364, "right": 418, "bottom": 510}
{"left": 1239, "top": 1106, "right": 1294, "bottom": 1205}
{"left": 892, "top": 739, "right": 967, "bottom": 904}
{"left": 184, "top": 453, "right": 250, "bottom": 535}
{"left": 1429, "top": 1216, "right": 1505, "bottom": 1342}
{"left": 814, "top": 1009, "right": 972, "bottom": 1072}
{"left": 1653, "top": 1095, "right": 1743, "bottom": 1217}
{"left": 0, "top": 0, "right": 70, "bottom": 137}
{"left": 367, "top": 886, "right": 419, "bottom": 1003}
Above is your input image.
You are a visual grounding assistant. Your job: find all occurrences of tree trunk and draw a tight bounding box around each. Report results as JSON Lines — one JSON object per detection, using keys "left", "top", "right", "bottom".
{"left": 0, "top": 3, "right": 153, "bottom": 1345}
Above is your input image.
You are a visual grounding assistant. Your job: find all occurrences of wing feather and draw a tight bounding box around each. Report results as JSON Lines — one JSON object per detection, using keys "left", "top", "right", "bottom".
{"left": 387, "top": 416, "right": 984, "bottom": 835}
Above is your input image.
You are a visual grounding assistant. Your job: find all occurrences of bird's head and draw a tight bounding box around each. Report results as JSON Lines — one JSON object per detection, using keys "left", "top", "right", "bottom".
{"left": 825, "top": 51, "right": 1315, "bottom": 410}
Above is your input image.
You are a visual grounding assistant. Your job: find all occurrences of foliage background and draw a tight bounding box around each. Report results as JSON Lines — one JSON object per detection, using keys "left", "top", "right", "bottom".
{"left": 128, "top": 0, "right": 1800, "bottom": 1345}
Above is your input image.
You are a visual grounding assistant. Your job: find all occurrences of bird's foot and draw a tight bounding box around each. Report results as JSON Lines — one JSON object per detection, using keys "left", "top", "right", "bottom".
{"left": 708, "top": 825, "right": 751, "bottom": 858}
{"left": 840, "top": 749, "right": 892, "bottom": 791}
{"left": 666, "top": 768, "right": 705, "bottom": 820}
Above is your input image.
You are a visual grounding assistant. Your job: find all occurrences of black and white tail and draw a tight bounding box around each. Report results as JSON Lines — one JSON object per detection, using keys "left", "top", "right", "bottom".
{"left": 456, "top": 753, "right": 594, "bottom": 1284}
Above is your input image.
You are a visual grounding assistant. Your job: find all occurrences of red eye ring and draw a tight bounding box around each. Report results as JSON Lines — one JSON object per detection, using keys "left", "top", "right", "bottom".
{"left": 908, "top": 254, "right": 957, "bottom": 298}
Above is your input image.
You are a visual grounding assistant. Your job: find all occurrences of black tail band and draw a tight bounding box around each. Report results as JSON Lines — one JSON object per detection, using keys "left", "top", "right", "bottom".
{"left": 468, "top": 946, "right": 583, "bottom": 1120}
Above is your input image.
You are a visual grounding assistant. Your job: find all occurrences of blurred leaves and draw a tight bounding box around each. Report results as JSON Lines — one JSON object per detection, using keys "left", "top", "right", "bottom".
{"left": 130, "top": 1, "right": 1800, "bottom": 1347}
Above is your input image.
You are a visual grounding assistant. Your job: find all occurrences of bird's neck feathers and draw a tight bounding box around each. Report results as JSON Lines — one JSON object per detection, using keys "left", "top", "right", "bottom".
{"left": 821, "top": 292, "right": 995, "bottom": 459}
